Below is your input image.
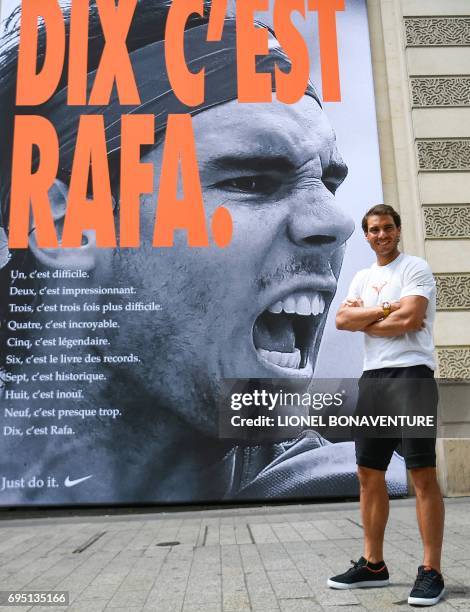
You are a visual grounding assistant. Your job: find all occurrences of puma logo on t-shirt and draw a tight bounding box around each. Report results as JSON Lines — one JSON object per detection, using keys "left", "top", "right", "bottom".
{"left": 371, "top": 281, "right": 388, "bottom": 295}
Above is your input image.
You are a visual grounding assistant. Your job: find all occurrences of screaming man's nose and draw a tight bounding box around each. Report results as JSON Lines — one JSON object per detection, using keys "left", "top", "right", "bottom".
{"left": 288, "top": 201, "right": 354, "bottom": 252}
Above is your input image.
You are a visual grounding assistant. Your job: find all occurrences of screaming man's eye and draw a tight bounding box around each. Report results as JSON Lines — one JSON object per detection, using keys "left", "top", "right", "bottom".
{"left": 215, "top": 175, "right": 281, "bottom": 195}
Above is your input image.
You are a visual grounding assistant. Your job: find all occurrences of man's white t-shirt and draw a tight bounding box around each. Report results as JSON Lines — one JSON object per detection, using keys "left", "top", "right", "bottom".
{"left": 347, "top": 253, "right": 436, "bottom": 371}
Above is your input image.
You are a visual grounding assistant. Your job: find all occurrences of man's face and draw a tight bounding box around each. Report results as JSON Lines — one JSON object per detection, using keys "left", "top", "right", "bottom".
{"left": 365, "top": 214, "right": 401, "bottom": 259}
{"left": 96, "top": 96, "right": 353, "bottom": 433}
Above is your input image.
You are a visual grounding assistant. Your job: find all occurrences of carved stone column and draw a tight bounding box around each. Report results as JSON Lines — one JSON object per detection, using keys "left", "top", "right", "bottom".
{"left": 367, "top": 0, "right": 470, "bottom": 496}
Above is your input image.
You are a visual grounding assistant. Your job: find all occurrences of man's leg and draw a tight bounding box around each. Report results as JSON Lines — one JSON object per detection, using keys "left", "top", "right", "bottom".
{"left": 358, "top": 465, "right": 389, "bottom": 563}
{"left": 327, "top": 458, "right": 392, "bottom": 589}
{"left": 327, "top": 371, "right": 396, "bottom": 590}
{"left": 410, "top": 466, "right": 444, "bottom": 573}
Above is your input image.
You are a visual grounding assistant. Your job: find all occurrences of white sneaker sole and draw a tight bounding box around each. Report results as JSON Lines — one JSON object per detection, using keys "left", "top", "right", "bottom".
{"left": 408, "top": 588, "right": 445, "bottom": 606}
{"left": 327, "top": 578, "right": 390, "bottom": 589}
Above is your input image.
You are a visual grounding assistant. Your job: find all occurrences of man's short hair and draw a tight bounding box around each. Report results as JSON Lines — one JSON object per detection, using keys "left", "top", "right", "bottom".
{"left": 361, "top": 204, "right": 401, "bottom": 233}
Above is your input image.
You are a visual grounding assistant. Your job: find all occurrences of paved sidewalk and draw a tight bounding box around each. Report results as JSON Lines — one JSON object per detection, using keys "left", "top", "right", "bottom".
{"left": 0, "top": 497, "right": 469, "bottom": 612}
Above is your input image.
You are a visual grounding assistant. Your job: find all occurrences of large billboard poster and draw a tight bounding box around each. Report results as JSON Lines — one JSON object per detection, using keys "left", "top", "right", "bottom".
{"left": 0, "top": 0, "right": 407, "bottom": 505}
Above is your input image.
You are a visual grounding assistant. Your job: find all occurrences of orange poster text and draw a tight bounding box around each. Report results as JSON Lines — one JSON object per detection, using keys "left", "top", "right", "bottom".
{"left": 8, "top": 114, "right": 234, "bottom": 249}
{"left": 16, "top": 0, "right": 344, "bottom": 106}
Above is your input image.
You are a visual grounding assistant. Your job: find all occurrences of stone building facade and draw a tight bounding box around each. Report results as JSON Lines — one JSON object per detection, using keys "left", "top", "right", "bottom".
{"left": 367, "top": 0, "right": 470, "bottom": 495}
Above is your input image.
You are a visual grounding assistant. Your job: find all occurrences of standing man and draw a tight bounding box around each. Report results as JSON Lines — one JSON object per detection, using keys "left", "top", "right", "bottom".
{"left": 328, "top": 204, "right": 444, "bottom": 606}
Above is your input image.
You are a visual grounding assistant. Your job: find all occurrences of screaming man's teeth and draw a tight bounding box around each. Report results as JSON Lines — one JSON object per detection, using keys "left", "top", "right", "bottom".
{"left": 283, "top": 295, "right": 296, "bottom": 314}
{"left": 269, "top": 301, "right": 283, "bottom": 314}
{"left": 267, "top": 291, "right": 325, "bottom": 317}
{"left": 257, "top": 348, "right": 301, "bottom": 369}
{"left": 297, "top": 295, "right": 310, "bottom": 316}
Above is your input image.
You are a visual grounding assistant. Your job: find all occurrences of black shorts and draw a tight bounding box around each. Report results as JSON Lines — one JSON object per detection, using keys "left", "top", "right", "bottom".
{"left": 354, "top": 365, "right": 438, "bottom": 471}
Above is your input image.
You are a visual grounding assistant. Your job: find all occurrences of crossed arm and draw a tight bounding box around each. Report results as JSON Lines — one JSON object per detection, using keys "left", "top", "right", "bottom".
{"left": 336, "top": 295, "right": 428, "bottom": 337}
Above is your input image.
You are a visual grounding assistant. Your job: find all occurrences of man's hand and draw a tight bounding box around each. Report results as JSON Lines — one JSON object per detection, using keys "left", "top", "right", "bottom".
{"left": 344, "top": 298, "right": 364, "bottom": 308}
{"left": 336, "top": 299, "right": 402, "bottom": 332}
{"left": 365, "top": 295, "right": 428, "bottom": 337}
{"left": 336, "top": 298, "right": 392, "bottom": 332}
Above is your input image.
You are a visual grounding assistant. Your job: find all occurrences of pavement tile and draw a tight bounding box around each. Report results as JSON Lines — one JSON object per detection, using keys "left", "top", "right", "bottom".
{"left": 143, "top": 603, "right": 182, "bottom": 612}
{"left": 319, "top": 607, "right": 363, "bottom": 611}
{"left": 76, "top": 583, "right": 119, "bottom": 598}
{"left": 0, "top": 498, "right": 468, "bottom": 612}
{"left": 249, "top": 593, "right": 280, "bottom": 609}
{"left": 104, "top": 608, "right": 144, "bottom": 612}
{"left": 248, "top": 524, "right": 279, "bottom": 544}
{"left": 445, "top": 566, "right": 470, "bottom": 585}
{"left": 182, "top": 605, "right": 222, "bottom": 612}
{"left": 65, "top": 601, "right": 109, "bottom": 612}
{"left": 107, "top": 588, "right": 150, "bottom": 607}
{"left": 278, "top": 599, "right": 323, "bottom": 611}
{"left": 270, "top": 523, "right": 304, "bottom": 543}
{"left": 446, "top": 599, "right": 470, "bottom": 610}
{"left": 289, "top": 521, "right": 328, "bottom": 542}
{"left": 354, "top": 588, "right": 407, "bottom": 609}
{"left": 222, "top": 592, "right": 250, "bottom": 609}
{"left": 315, "top": 586, "right": 360, "bottom": 607}
{"left": 20, "top": 608, "right": 69, "bottom": 612}
{"left": 271, "top": 580, "right": 314, "bottom": 599}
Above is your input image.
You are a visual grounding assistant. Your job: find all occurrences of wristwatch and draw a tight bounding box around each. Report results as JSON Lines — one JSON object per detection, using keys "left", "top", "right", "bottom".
{"left": 382, "top": 301, "right": 392, "bottom": 318}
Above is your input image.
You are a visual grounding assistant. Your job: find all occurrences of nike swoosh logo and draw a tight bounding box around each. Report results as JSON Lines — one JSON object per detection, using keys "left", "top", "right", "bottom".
{"left": 64, "top": 475, "right": 93, "bottom": 487}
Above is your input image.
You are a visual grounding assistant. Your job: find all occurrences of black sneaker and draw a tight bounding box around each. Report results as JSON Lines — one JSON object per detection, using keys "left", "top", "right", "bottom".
{"left": 327, "top": 557, "right": 390, "bottom": 589}
{"left": 408, "top": 566, "right": 445, "bottom": 606}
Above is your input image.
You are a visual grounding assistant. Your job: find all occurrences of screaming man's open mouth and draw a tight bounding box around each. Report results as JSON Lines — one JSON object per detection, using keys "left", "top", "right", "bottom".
{"left": 253, "top": 290, "right": 326, "bottom": 372}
